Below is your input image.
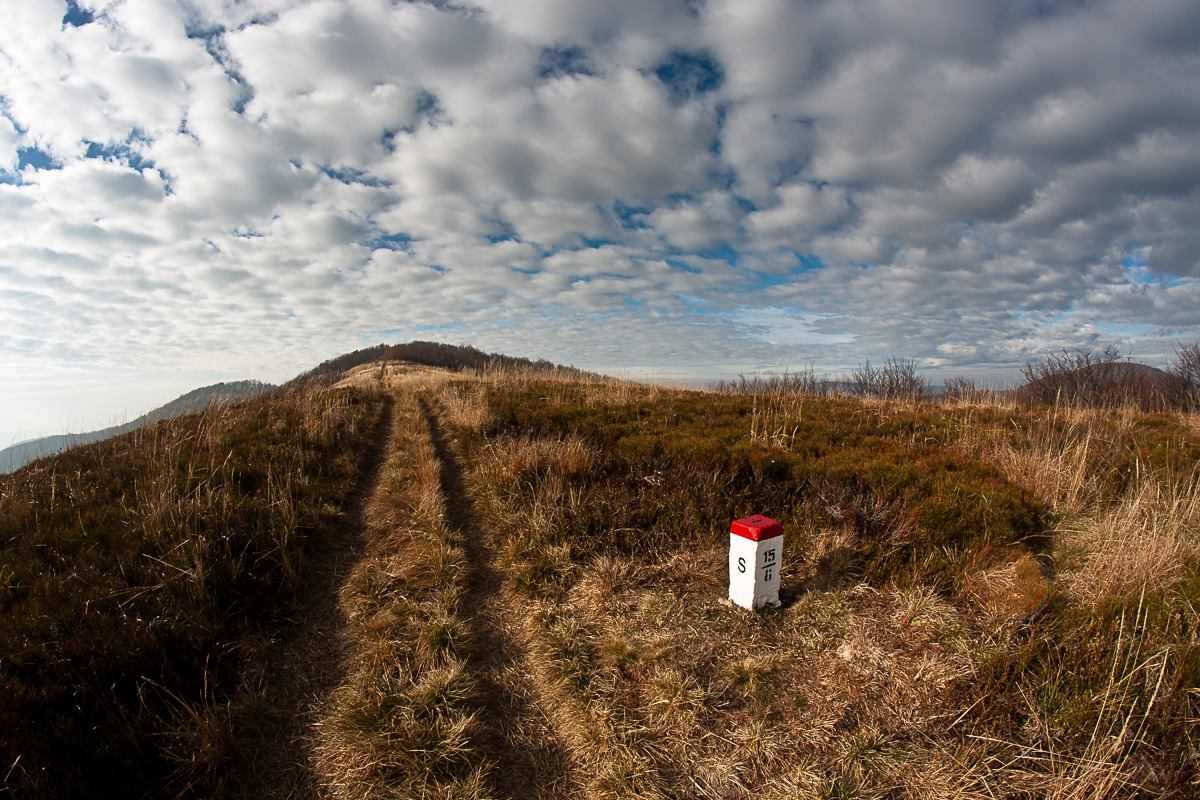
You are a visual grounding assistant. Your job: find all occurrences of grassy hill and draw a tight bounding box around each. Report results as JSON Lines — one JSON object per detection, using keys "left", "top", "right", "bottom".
{"left": 355, "top": 368, "right": 1197, "bottom": 799}
{"left": 287, "top": 341, "right": 579, "bottom": 389}
{"left": 0, "top": 382, "right": 385, "bottom": 796}
{"left": 3, "top": 350, "right": 1198, "bottom": 798}
{"left": 0, "top": 380, "right": 275, "bottom": 474}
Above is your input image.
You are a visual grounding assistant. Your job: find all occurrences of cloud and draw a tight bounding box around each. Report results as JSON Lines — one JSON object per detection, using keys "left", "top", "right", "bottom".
{"left": 1, "top": 0, "right": 1199, "bottom": 440}
{"left": 745, "top": 182, "right": 853, "bottom": 242}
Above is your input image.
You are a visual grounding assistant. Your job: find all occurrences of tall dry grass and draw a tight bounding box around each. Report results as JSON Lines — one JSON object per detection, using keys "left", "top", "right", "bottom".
{"left": 0, "top": 385, "right": 383, "bottom": 797}
{"left": 314, "top": 387, "right": 492, "bottom": 799}
{"left": 951, "top": 401, "right": 1200, "bottom": 602}
{"left": 448, "top": 369, "right": 1199, "bottom": 798}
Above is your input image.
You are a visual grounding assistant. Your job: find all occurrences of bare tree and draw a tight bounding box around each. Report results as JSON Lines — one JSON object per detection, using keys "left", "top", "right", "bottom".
{"left": 1019, "top": 347, "right": 1128, "bottom": 406}
{"left": 849, "top": 357, "right": 929, "bottom": 401}
{"left": 943, "top": 375, "right": 979, "bottom": 402}
{"left": 1174, "top": 341, "right": 1200, "bottom": 410}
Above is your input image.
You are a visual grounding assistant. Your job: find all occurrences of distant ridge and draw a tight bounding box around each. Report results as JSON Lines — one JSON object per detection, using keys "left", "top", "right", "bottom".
{"left": 0, "top": 380, "right": 275, "bottom": 474}
{"left": 287, "top": 341, "right": 578, "bottom": 388}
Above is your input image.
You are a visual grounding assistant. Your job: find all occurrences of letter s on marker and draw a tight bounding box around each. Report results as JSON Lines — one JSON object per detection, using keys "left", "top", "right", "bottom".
{"left": 737, "top": 557, "right": 746, "bottom": 573}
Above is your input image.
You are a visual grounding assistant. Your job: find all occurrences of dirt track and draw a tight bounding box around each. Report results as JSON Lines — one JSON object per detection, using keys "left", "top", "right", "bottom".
{"left": 226, "top": 390, "right": 576, "bottom": 798}
{"left": 420, "top": 398, "right": 581, "bottom": 800}
{"left": 233, "top": 395, "right": 395, "bottom": 799}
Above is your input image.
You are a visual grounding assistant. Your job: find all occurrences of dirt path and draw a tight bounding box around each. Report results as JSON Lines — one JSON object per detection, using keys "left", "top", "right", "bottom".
{"left": 235, "top": 394, "right": 396, "bottom": 799}
{"left": 419, "top": 398, "right": 580, "bottom": 800}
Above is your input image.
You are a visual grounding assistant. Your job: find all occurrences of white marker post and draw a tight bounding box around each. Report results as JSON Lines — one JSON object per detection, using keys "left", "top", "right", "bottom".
{"left": 729, "top": 515, "right": 783, "bottom": 610}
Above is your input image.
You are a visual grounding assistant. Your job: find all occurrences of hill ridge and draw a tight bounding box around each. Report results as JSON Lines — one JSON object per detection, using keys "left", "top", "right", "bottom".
{"left": 0, "top": 379, "right": 274, "bottom": 474}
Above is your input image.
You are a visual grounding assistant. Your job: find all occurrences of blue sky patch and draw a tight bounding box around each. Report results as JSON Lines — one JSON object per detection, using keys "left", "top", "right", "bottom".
{"left": 486, "top": 219, "right": 519, "bottom": 243}
{"left": 611, "top": 200, "right": 652, "bottom": 230}
{"left": 666, "top": 258, "right": 703, "bottom": 275}
{"left": 538, "top": 45, "right": 594, "bottom": 79}
{"left": 17, "top": 147, "right": 61, "bottom": 172}
{"left": 696, "top": 244, "right": 740, "bottom": 265}
{"left": 364, "top": 232, "right": 414, "bottom": 251}
{"left": 319, "top": 164, "right": 391, "bottom": 187}
{"left": 187, "top": 25, "right": 255, "bottom": 114}
{"left": 62, "top": 0, "right": 95, "bottom": 28}
{"left": 794, "top": 253, "right": 825, "bottom": 272}
{"left": 85, "top": 140, "right": 155, "bottom": 172}
{"left": 654, "top": 50, "right": 724, "bottom": 101}
{"left": 1100, "top": 323, "right": 1158, "bottom": 337}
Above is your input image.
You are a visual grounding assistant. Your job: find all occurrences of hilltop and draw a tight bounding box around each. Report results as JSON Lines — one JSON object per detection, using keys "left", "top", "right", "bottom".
{"left": 287, "top": 340, "right": 579, "bottom": 388}
{"left": 1, "top": 346, "right": 1197, "bottom": 798}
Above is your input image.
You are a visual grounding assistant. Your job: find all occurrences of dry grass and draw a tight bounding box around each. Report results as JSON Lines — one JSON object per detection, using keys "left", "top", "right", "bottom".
{"left": 314, "top": 385, "right": 491, "bottom": 800}
{"left": 12, "top": 357, "right": 1195, "bottom": 798}
{"left": 950, "top": 400, "right": 1200, "bottom": 601}
{"left": 0, "top": 385, "right": 383, "bottom": 796}
{"left": 444, "top": 372, "right": 1199, "bottom": 798}
{"left": 971, "top": 596, "right": 1173, "bottom": 799}
{"left": 1059, "top": 474, "right": 1200, "bottom": 602}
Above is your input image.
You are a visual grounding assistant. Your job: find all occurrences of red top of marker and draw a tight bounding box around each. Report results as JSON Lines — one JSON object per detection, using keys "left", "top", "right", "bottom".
{"left": 730, "top": 515, "right": 783, "bottom": 541}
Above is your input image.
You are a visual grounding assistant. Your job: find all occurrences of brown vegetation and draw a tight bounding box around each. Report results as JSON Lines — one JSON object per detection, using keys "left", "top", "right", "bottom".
{"left": 0, "top": 385, "right": 384, "bottom": 796}
{"left": 5, "top": 347, "right": 1199, "bottom": 798}
{"left": 1018, "top": 346, "right": 1192, "bottom": 411}
{"left": 433, "top": 367, "right": 1198, "bottom": 798}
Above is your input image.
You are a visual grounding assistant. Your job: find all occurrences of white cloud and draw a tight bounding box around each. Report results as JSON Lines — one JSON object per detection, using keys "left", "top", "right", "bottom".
{"left": 0, "top": 114, "right": 21, "bottom": 172}
{"left": 1, "top": 0, "right": 1199, "bottom": 442}
{"left": 745, "top": 182, "right": 852, "bottom": 242}
{"left": 645, "top": 191, "right": 739, "bottom": 251}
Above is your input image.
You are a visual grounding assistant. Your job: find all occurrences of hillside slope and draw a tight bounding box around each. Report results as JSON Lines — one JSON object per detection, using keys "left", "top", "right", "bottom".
{"left": 0, "top": 381, "right": 384, "bottom": 797}
{"left": 0, "top": 380, "right": 275, "bottom": 474}
{"left": 287, "top": 341, "right": 578, "bottom": 388}
{"left": 4, "top": 355, "right": 1198, "bottom": 798}
{"left": 316, "top": 366, "right": 1199, "bottom": 798}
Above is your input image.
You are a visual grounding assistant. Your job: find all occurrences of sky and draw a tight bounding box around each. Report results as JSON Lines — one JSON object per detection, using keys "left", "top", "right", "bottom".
{"left": 2, "top": 0, "right": 1200, "bottom": 443}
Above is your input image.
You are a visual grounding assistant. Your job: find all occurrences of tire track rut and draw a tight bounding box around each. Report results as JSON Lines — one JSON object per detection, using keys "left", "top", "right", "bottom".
{"left": 237, "top": 394, "right": 395, "bottom": 799}
{"left": 419, "top": 397, "right": 579, "bottom": 800}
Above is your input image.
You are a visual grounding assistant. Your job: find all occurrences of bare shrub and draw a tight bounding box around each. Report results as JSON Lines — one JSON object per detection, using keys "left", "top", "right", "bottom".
{"left": 942, "top": 375, "right": 979, "bottom": 403}
{"left": 849, "top": 357, "right": 929, "bottom": 401}
{"left": 943, "top": 375, "right": 976, "bottom": 397}
{"left": 1173, "top": 341, "right": 1200, "bottom": 410}
{"left": 1020, "top": 347, "right": 1125, "bottom": 406}
{"left": 1020, "top": 346, "right": 1189, "bottom": 410}
{"left": 714, "top": 366, "right": 835, "bottom": 397}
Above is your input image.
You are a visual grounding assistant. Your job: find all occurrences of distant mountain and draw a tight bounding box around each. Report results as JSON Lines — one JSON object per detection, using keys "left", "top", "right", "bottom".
{"left": 1, "top": 380, "right": 275, "bottom": 474}
{"left": 287, "top": 341, "right": 579, "bottom": 388}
